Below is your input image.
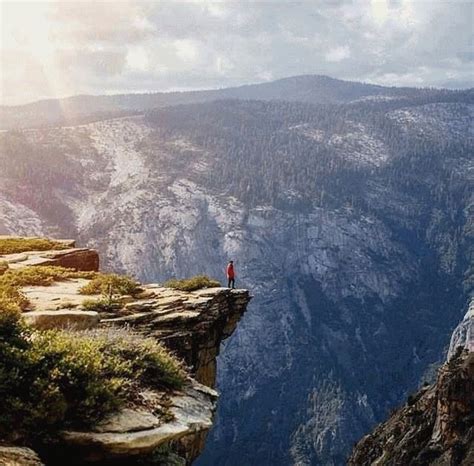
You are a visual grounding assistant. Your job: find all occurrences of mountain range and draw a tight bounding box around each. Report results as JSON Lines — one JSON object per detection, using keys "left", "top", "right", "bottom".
{"left": 1, "top": 74, "right": 470, "bottom": 130}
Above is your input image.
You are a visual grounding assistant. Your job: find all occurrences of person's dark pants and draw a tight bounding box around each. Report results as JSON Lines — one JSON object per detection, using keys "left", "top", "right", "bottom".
{"left": 228, "top": 278, "right": 235, "bottom": 289}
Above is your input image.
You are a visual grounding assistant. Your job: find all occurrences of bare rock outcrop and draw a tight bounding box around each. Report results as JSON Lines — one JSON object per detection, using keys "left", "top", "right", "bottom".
{"left": 1, "top": 242, "right": 99, "bottom": 272}
{"left": 4, "top": 238, "right": 250, "bottom": 465}
{"left": 59, "top": 381, "right": 217, "bottom": 463}
{"left": 348, "top": 350, "right": 474, "bottom": 466}
{"left": 52, "top": 285, "right": 250, "bottom": 464}
{"left": 99, "top": 286, "right": 251, "bottom": 463}
{"left": 103, "top": 285, "right": 251, "bottom": 387}
{"left": 448, "top": 299, "right": 474, "bottom": 358}
{"left": 0, "top": 446, "right": 44, "bottom": 466}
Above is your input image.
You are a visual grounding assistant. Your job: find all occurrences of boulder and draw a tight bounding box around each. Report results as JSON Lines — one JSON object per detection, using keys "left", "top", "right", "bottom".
{"left": 22, "top": 310, "right": 100, "bottom": 330}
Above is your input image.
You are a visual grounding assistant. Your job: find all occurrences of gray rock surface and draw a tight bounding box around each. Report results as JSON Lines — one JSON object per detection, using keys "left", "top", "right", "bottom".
{"left": 61, "top": 381, "right": 217, "bottom": 462}
{"left": 93, "top": 409, "right": 161, "bottom": 434}
{"left": 448, "top": 299, "right": 474, "bottom": 358}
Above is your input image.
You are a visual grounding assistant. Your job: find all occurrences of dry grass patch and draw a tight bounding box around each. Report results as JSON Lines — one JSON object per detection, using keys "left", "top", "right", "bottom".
{"left": 81, "top": 298, "right": 120, "bottom": 313}
{"left": 0, "top": 261, "right": 8, "bottom": 276}
{"left": 0, "top": 284, "right": 29, "bottom": 310}
{"left": 0, "top": 267, "right": 142, "bottom": 313}
{"left": 85, "top": 328, "right": 187, "bottom": 391}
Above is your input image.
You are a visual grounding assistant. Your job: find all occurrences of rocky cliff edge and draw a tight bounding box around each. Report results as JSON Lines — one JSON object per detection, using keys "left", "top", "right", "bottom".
{"left": 0, "top": 237, "right": 250, "bottom": 465}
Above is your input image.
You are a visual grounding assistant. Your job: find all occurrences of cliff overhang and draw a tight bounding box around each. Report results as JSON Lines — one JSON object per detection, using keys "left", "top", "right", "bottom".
{"left": 0, "top": 237, "right": 251, "bottom": 465}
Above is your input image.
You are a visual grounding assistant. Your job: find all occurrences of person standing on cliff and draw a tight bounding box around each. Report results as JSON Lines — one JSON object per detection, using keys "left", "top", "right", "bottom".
{"left": 227, "top": 260, "right": 235, "bottom": 289}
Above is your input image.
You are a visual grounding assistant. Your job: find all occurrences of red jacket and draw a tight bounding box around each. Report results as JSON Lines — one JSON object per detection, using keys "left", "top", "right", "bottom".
{"left": 227, "top": 263, "right": 235, "bottom": 279}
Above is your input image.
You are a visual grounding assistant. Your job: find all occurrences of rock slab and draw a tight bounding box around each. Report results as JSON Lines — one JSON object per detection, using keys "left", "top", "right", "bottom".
{"left": 23, "top": 310, "right": 99, "bottom": 330}
{"left": 2, "top": 247, "right": 99, "bottom": 272}
{"left": 61, "top": 381, "right": 218, "bottom": 462}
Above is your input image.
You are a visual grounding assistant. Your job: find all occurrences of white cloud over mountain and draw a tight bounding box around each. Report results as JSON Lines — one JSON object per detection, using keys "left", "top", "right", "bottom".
{"left": 1, "top": 0, "right": 472, "bottom": 105}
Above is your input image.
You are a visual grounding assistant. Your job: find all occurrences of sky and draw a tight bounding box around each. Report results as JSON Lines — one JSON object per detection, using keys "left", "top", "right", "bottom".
{"left": 1, "top": 0, "right": 473, "bottom": 105}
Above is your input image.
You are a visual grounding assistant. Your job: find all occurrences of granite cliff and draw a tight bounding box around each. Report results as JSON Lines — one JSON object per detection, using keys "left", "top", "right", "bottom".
{"left": 0, "top": 237, "right": 250, "bottom": 465}
{"left": 349, "top": 301, "right": 474, "bottom": 466}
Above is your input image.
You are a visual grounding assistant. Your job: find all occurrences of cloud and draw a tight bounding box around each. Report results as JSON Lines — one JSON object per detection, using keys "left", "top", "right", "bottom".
{"left": 325, "top": 46, "right": 351, "bottom": 63}
{"left": 1, "top": 0, "right": 472, "bottom": 105}
{"left": 57, "top": 49, "right": 126, "bottom": 76}
{"left": 174, "top": 39, "right": 200, "bottom": 63}
{"left": 49, "top": 2, "right": 154, "bottom": 44}
{"left": 126, "top": 47, "right": 150, "bottom": 72}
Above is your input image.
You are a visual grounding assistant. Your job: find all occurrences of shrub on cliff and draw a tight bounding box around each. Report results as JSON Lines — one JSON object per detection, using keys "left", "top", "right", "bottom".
{"left": 0, "top": 267, "right": 141, "bottom": 312}
{"left": 102, "top": 332, "right": 186, "bottom": 390}
{"left": 164, "top": 275, "right": 221, "bottom": 292}
{"left": 0, "top": 237, "right": 69, "bottom": 255}
{"left": 0, "top": 305, "right": 186, "bottom": 441}
{"left": 0, "top": 283, "right": 29, "bottom": 310}
{"left": 81, "top": 298, "right": 120, "bottom": 313}
{"left": 79, "top": 273, "right": 141, "bottom": 297}
{"left": 0, "top": 297, "right": 24, "bottom": 344}
{"left": 0, "top": 311, "right": 126, "bottom": 439}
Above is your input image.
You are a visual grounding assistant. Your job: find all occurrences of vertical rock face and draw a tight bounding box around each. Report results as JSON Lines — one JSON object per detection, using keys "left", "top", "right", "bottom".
{"left": 157, "top": 288, "right": 251, "bottom": 463}
{"left": 102, "top": 286, "right": 251, "bottom": 388}
{"left": 145, "top": 288, "right": 251, "bottom": 387}
{"left": 448, "top": 299, "right": 474, "bottom": 358}
{"left": 349, "top": 318, "right": 474, "bottom": 466}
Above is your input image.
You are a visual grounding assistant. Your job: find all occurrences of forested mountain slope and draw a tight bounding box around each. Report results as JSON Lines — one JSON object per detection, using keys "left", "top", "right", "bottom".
{"left": 0, "top": 85, "right": 472, "bottom": 465}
